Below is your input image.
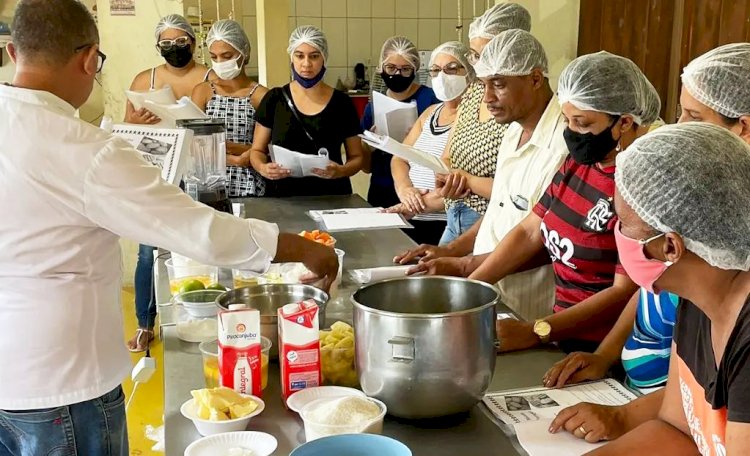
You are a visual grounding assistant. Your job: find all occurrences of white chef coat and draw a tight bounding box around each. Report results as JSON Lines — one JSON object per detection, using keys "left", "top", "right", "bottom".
{"left": 473, "top": 96, "right": 568, "bottom": 320}
{"left": 0, "top": 85, "right": 279, "bottom": 410}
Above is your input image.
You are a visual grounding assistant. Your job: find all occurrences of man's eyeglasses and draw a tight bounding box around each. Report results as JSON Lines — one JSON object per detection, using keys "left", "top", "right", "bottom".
{"left": 74, "top": 44, "right": 107, "bottom": 73}
{"left": 383, "top": 64, "right": 415, "bottom": 77}
{"left": 428, "top": 62, "right": 465, "bottom": 78}
{"left": 465, "top": 49, "right": 481, "bottom": 65}
{"left": 157, "top": 36, "right": 192, "bottom": 51}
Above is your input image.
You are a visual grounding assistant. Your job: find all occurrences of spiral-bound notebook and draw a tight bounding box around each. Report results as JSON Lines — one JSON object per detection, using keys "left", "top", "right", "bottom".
{"left": 483, "top": 379, "right": 637, "bottom": 456}
{"left": 111, "top": 125, "right": 192, "bottom": 185}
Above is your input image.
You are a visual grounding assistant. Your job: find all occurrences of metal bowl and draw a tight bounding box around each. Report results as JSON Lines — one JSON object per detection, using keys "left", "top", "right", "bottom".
{"left": 215, "top": 284, "right": 329, "bottom": 358}
{"left": 353, "top": 276, "right": 498, "bottom": 419}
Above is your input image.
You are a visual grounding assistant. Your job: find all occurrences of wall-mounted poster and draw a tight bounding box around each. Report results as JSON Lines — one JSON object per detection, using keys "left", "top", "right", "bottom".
{"left": 110, "top": 0, "right": 135, "bottom": 16}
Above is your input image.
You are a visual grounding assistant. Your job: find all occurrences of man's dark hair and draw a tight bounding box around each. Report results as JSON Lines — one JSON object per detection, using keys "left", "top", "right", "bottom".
{"left": 11, "top": 0, "right": 99, "bottom": 65}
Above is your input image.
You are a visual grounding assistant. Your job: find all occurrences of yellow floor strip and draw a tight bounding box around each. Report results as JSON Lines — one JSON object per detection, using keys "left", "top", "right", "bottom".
{"left": 121, "top": 287, "right": 165, "bottom": 455}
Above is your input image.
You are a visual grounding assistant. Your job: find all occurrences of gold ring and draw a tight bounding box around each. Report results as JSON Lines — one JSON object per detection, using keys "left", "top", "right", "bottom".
{"left": 578, "top": 425, "right": 587, "bottom": 435}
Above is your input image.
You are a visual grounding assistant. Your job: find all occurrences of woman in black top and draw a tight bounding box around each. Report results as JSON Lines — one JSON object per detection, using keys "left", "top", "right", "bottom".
{"left": 250, "top": 26, "right": 365, "bottom": 197}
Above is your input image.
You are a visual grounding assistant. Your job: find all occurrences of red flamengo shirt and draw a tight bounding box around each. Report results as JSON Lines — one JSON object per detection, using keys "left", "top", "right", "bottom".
{"left": 532, "top": 157, "right": 625, "bottom": 342}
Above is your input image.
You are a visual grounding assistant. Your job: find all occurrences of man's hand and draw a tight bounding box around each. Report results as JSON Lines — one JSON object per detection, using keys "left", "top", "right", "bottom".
{"left": 437, "top": 171, "right": 472, "bottom": 200}
{"left": 275, "top": 233, "right": 338, "bottom": 291}
{"left": 496, "top": 319, "right": 539, "bottom": 352}
{"left": 383, "top": 203, "right": 415, "bottom": 220}
{"left": 548, "top": 403, "right": 627, "bottom": 443}
{"left": 393, "top": 244, "right": 455, "bottom": 264}
{"left": 406, "top": 257, "right": 467, "bottom": 276}
{"left": 543, "top": 352, "right": 613, "bottom": 388}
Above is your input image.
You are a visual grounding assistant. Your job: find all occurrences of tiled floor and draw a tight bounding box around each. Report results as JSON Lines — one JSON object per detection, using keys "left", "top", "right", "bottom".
{"left": 121, "top": 286, "right": 165, "bottom": 455}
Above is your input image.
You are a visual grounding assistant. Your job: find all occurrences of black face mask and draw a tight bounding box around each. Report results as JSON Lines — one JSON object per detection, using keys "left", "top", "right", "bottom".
{"left": 381, "top": 72, "right": 415, "bottom": 93}
{"left": 563, "top": 117, "right": 620, "bottom": 165}
{"left": 161, "top": 46, "right": 194, "bottom": 68}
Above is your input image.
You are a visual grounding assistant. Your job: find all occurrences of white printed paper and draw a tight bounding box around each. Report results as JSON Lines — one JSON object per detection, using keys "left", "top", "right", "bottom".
{"left": 142, "top": 97, "right": 209, "bottom": 127}
{"left": 320, "top": 213, "right": 412, "bottom": 232}
{"left": 307, "top": 207, "right": 384, "bottom": 222}
{"left": 361, "top": 130, "right": 449, "bottom": 173}
{"left": 372, "top": 91, "right": 418, "bottom": 142}
{"left": 125, "top": 86, "right": 176, "bottom": 111}
{"left": 270, "top": 144, "right": 331, "bottom": 178}
{"left": 483, "top": 379, "right": 636, "bottom": 428}
{"left": 111, "top": 125, "right": 192, "bottom": 184}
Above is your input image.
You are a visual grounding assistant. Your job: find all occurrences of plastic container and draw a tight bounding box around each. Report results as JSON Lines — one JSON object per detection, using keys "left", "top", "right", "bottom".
{"left": 184, "top": 431, "right": 277, "bottom": 456}
{"left": 287, "top": 386, "right": 366, "bottom": 414}
{"left": 171, "top": 290, "right": 224, "bottom": 343}
{"left": 180, "top": 395, "right": 265, "bottom": 436}
{"left": 166, "top": 257, "right": 218, "bottom": 296}
{"left": 290, "top": 434, "right": 411, "bottom": 456}
{"left": 232, "top": 269, "right": 260, "bottom": 289}
{"left": 200, "top": 337, "right": 271, "bottom": 390}
{"left": 299, "top": 397, "right": 386, "bottom": 442}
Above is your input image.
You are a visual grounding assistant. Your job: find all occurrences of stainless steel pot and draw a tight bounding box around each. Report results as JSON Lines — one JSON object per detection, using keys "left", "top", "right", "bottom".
{"left": 215, "top": 284, "right": 328, "bottom": 358}
{"left": 352, "top": 276, "right": 498, "bottom": 419}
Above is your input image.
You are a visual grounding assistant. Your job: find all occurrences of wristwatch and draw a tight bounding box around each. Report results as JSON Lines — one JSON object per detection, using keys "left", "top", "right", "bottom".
{"left": 533, "top": 319, "right": 552, "bottom": 344}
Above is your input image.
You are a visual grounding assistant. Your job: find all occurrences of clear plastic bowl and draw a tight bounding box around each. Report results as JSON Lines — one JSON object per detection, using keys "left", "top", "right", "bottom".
{"left": 165, "top": 258, "right": 218, "bottom": 296}
{"left": 199, "top": 337, "right": 272, "bottom": 390}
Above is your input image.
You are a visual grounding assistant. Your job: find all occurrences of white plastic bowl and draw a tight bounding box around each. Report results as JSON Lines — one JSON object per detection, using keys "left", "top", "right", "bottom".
{"left": 299, "top": 397, "right": 386, "bottom": 442}
{"left": 180, "top": 395, "right": 265, "bottom": 436}
{"left": 184, "top": 431, "right": 278, "bottom": 456}
{"left": 287, "top": 386, "right": 366, "bottom": 413}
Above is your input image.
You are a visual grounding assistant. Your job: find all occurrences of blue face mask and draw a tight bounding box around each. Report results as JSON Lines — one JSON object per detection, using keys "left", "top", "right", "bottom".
{"left": 292, "top": 65, "right": 327, "bottom": 89}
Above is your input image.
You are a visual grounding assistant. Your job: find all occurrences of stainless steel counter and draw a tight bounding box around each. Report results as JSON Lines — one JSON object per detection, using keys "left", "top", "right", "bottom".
{"left": 160, "top": 195, "right": 564, "bottom": 455}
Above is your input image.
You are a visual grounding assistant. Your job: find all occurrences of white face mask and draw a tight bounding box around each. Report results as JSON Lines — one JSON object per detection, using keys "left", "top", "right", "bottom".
{"left": 431, "top": 72, "right": 468, "bottom": 101}
{"left": 212, "top": 55, "right": 244, "bottom": 80}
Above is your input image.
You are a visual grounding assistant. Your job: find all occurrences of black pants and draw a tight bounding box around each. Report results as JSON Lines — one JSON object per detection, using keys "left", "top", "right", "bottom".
{"left": 405, "top": 219, "right": 447, "bottom": 246}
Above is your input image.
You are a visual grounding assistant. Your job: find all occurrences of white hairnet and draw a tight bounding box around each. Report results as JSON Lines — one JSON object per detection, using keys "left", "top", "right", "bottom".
{"left": 287, "top": 25, "right": 329, "bottom": 61}
{"left": 154, "top": 14, "right": 195, "bottom": 41}
{"left": 473, "top": 29, "right": 547, "bottom": 78}
{"left": 378, "top": 36, "right": 420, "bottom": 71}
{"left": 558, "top": 51, "right": 661, "bottom": 125}
{"left": 681, "top": 43, "right": 750, "bottom": 119}
{"left": 430, "top": 41, "right": 476, "bottom": 83}
{"left": 616, "top": 122, "right": 750, "bottom": 271}
{"left": 468, "top": 2, "right": 531, "bottom": 40}
{"left": 207, "top": 19, "right": 251, "bottom": 58}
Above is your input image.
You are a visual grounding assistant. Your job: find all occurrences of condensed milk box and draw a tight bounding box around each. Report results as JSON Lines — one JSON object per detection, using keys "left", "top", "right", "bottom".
{"left": 219, "top": 304, "right": 262, "bottom": 397}
{"left": 279, "top": 299, "right": 321, "bottom": 404}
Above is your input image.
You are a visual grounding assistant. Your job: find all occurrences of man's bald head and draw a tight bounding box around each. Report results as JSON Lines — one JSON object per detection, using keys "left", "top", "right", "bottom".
{"left": 11, "top": 0, "right": 99, "bottom": 65}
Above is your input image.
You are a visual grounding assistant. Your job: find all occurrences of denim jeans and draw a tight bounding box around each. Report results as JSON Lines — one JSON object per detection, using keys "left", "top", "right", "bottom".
{"left": 439, "top": 202, "right": 482, "bottom": 245}
{"left": 135, "top": 244, "right": 156, "bottom": 329}
{"left": 0, "top": 386, "right": 128, "bottom": 456}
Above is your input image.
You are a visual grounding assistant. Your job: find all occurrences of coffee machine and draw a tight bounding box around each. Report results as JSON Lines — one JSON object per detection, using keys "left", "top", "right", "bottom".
{"left": 176, "top": 119, "right": 232, "bottom": 214}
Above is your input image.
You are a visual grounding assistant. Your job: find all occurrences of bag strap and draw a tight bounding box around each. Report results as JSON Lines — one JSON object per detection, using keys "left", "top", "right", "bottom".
{"left": 281, "top": 86, "right": 318, "bottom": 147}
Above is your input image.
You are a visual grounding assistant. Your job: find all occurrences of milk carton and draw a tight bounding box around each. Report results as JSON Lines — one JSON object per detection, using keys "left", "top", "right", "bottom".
{"left": 279, "top": 299, "right": 321, "bottom": 404}
{"left": 219, "top": 304, "right": 262, "bottom": 397}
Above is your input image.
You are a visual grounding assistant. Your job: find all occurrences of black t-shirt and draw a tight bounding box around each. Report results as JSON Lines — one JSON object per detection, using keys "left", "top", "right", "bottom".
{"left": 255, "top": 85, "right": 362, "bottom": 197}
{"left": 673, "top": 294, "right": 750, "bottom": 452}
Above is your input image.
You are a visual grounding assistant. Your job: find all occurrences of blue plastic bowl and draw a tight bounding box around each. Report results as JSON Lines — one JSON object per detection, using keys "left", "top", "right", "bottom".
{"left": 290, "top": 434, "right": 412, "bottom": 456}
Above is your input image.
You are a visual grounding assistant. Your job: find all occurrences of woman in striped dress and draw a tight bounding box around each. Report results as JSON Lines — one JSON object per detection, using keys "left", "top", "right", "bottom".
{"left": 389, "top": 42, "right": 475, "bottom": 245}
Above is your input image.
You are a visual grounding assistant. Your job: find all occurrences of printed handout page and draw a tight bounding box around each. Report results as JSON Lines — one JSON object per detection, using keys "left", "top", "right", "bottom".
{"left": 320, "top": 212, "right": 412, "bottom": 232}
{"left": 514, "top": 419, "right": 607, "bottom": 456}
{"left": 307, "top": 207, "right": 384, "bottom": 222}
{"left": 125, "top": 85, "right": 176, "bottom": 111}
{"left": 142, "top": 97, "right": 209, "bottom": 127}
{"left": 270, "top": 145, "right": 331, "bottom": 178}
{"left": 372, "top": 91, "right": 418, "bottom": 142}
{"left": 360, "top": 130, "right": 449, "bottom": 173}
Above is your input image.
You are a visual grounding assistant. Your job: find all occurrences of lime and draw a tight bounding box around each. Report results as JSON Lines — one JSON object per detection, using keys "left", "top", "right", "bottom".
{"left": 179, "top": 279, "right": 206, "bottom": 294}
{"left": 206, "top": 283, "right": 227, "bottom": 291}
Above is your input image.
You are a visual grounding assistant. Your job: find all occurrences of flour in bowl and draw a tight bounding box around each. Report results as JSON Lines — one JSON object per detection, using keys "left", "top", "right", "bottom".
{"left": 308, "top": 396, "right": 381, "bottom": 426}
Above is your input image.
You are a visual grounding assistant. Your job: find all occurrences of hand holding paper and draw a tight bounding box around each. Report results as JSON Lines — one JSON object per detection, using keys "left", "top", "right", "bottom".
{"left": 270, "top": 145, "right": 332, "bottom": 178}
{"left": 360, "top": 130, "right": 449, "bottom": 174}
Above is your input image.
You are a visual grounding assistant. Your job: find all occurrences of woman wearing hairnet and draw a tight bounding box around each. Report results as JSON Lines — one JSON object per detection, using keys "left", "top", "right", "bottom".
{"left": 468, "top": 52, "right": 660, "bottom": 356}
{"left": 193, "top": 19, "right": 268, "bottom": 199}
{"left": 125, "top": 14, "right": 209, "bottom": 353}
{"left": 386, "top": 41, "right": 476, "bottom": 245}
{"left": 547, "top": 42, "right": 750, "bottom": 445}
{"left": 576, "top": 123, "right": 750, "bottom": 455}
{"left": 361, "top": 36, "right": 439, "bottom": 209}
{"left": 435, "top": 2, "right": 531, "bottom": 245}
{"left": 124, "top": 14, "right": 209, "bottom": 125}
{"left": 249, "top": 26, "right": 365, "bottom": 196}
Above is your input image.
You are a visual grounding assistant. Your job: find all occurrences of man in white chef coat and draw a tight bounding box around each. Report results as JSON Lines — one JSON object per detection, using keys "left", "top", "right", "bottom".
{"left": 0, "top": 1, "right": 336, "bottom": 454}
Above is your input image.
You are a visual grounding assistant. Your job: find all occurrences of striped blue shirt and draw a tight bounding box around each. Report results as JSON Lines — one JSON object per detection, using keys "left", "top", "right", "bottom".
{"left": 621, "top": 289, "right": 679, "bottom": 392}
